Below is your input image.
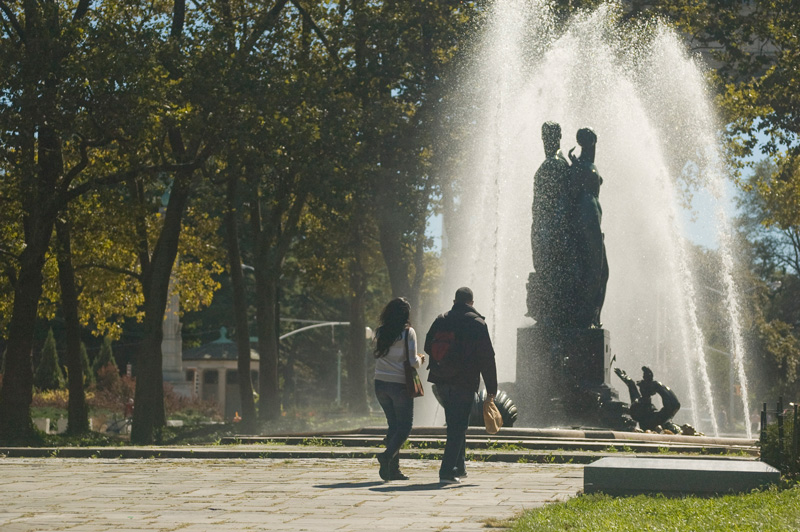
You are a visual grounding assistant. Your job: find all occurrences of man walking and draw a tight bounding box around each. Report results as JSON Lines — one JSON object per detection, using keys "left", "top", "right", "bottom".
{"left": 424, "top": 287, "right": 498, "bottom": 484}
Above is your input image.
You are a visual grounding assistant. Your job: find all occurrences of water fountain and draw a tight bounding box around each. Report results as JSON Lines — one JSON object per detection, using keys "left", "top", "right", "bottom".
{"left": 439, "top": 0, "right": 752, "bottom": 437}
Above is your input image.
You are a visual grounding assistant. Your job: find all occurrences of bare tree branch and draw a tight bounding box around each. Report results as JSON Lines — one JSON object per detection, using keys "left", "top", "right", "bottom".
{"left": 172, "top": 0, "right": 186, "bottom": 39}
{"left": 289, "top": 0, "right": 340, "bottom": 64}
{"left": 240, "top": 0, "right": 290, "bottom": 57}
{"left": 62, "top": 139, "right": 91, "bottom": 190}
{"left": 60, "top": 161, "right": 197, "bottom": 208}
{"left": 276, "top": 186, "right": 309, "bottom": 261}
{"left": 127, "top": 176, "right": 152, "bottom": 277}
{"left": 60, "top": 168, "right": 139, "bottom": 207}
{"left": 0, "top": 246, "right": 19, "bottom": 261}
{"left": 73, "top": 0, "right": 91, "bottom": 22}
{"left": 0, "top": 1, "right": 24, "bottom": 42}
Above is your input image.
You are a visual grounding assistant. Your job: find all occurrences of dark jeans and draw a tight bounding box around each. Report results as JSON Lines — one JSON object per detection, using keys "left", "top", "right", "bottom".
{"left": 436, "top": 383, "right": 475, "bottom": 478}
{"left": 374, "top": 380, "right": 414, "bottom": 462}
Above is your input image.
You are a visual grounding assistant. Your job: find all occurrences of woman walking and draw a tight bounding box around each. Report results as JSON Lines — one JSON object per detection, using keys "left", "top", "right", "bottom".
{"left": 373, "top": 297, "right": 425, "bottom": 481}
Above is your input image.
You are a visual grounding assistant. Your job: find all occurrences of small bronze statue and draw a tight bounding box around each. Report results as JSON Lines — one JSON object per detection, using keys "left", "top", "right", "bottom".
{"left": 568, "top": 128, "right": 608, "bottom": 328}
{"left": 528, "top": 122, "right": 572, "bottom": 326}
{"left": 614, "top": 366, "right": 681, "bottom": 433}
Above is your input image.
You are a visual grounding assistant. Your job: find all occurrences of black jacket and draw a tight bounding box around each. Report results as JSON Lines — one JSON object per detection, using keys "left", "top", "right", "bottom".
{"left": 423, "top": 302, "right": 498, "bottom": 395}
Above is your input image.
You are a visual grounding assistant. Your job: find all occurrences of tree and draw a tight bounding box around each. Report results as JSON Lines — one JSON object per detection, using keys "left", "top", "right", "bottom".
{"left": 189, "top": 0, "right": 339, "bottom": 422}
{"left": 0, "top": 0, "right": 94, "bottom": 438}
{"left": 736, "top": 159, "right": 800, "bottom": 400}
{"left": 619, "top": 2, "right": 799, "bottom": 171}
{"left": 0, "top": 0, "right": 169, "bottom": 440}
{"left": 34, "top": 329, "right": 64, "bottom": 391}
{"left": 126, "top": 0, "right": 229, "bottom": 444}
{"left": 738, "top": 159, "right": 800, "bottom": 279}
{"left": 222, "top": 167, "right": 257, "bottom": 431}
{"left": 336, "top": 0, "right": 478, "bottom": 318}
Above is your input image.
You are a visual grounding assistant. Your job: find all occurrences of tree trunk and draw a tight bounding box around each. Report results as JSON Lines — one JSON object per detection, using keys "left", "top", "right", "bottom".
{"left": 346, "top": 221, "right": 369, "bottom": 415}
{"left": 377, "top": 215, "right": 413, "bottom": 299}
{"left": 0, "top": 240, "right": 49, "bottom": 440}
{"left": 409, "top": 229, "right": 427, "bottom": 319}
{"left": 0, "top": 121, "right": 63, "bottom": 440}
{"left": 130, "top": 302, "right": 165, "bottom": 444}
{"left": 131, "top": 2, "right": 192, "bottom": 444}
{"left": 130, "top": 168, "right": 193, "bottom": 444}
{"left": 248, "top": 193, "right": 288, "bottom": 423}
{"left": 254, "top": 269, "right": 281, "bottom": 422}
{"left": 224, "top": 174, "right": 257, "bottom": 432}
{"left": 55, "top": 215, "right": 90, "bottom": 434}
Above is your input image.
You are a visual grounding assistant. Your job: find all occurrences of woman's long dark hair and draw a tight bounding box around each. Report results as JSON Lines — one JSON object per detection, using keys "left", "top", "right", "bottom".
{"left": 374, "top": 297, "right": 411, "bottom": 358}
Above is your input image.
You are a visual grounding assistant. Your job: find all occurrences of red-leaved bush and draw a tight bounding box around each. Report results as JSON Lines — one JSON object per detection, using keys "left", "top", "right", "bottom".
{"left": 31, "top": 363, "right": 220, "bottom": 421}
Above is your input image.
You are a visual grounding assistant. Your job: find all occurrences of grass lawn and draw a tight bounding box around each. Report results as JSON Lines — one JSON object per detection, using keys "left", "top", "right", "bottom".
{"left": 506, "top": 485, "right": 800, "bottom": 531}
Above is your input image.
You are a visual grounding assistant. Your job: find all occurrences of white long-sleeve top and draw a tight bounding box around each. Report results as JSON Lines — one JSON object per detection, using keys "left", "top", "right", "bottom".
{"left": 374, "top": 327, "right": 423, "bottom": 384}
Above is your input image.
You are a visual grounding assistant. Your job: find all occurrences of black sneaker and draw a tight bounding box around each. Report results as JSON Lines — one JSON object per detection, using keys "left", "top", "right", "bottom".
{"left": 439, "top": 476, "right": 461, "bottom": 485}
{"left": 456, "top": 469, "right": 467, "bottom": 478}
{"left": 389, "top": 455, "right": 408, "bottom": 480}
{"left": 377, "top": 454, "right": 390, "bottom": 481}
{"left": 389, "top": 470, "right": 410, "bottom": 481}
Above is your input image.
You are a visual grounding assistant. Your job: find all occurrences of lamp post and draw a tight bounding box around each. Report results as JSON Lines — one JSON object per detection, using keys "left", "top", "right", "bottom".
{"left": 278, "top": 321, "right": 373, "bottom": 406}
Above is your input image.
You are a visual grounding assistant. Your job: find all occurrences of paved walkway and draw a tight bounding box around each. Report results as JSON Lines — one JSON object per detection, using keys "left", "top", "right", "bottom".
{"left": 1, "top": 457, "right": 583, "bottom": 531}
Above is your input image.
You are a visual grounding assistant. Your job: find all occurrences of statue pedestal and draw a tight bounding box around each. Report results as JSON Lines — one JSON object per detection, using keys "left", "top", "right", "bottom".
{"left": 516, "top": 326, "right": 626, "bottom": 428}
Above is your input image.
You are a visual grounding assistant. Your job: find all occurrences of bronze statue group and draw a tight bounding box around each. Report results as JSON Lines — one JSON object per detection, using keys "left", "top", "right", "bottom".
{"left": 529, "top": 121, "right": 684, "bottom": 435}
{"left": 527, "top": 121, "right": 608, "bottom": 329}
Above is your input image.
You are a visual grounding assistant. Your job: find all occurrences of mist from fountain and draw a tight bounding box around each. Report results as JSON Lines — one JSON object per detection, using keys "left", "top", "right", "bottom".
{"left": 439, "top": 0, "right": 751, "bottom": 437}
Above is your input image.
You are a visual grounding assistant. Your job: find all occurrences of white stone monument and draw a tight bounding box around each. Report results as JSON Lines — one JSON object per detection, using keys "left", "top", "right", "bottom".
{"left": 162, "top": 263, "right": 191, "bottom": 397}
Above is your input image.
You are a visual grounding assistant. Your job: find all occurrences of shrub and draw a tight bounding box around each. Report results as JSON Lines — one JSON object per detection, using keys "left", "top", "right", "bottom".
{"left": 34, "top": 329, "right": 65, "bottom": 391}
{"left": 92, "top": 336, "right": 117, "bottom": 378}
{"left": 91, "top": 363, "right": 134, "bottom": 414}
{"left": 31, "top": 388, "right": 71, "bottom": 409}
{"left": 761, "top": 413, "right": 800, "bottom": 479}
{"left": 164, "top": 382, "right": 221, "bottom": 421}
{"left": 80, "top": 342, "right": 95, "bottom": 387}
{"left": 95, "top": 362, "right": 121, "bottom": 391}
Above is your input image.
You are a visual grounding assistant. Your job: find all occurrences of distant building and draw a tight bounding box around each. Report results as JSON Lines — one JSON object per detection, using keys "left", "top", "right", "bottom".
{"left": 159, "top": 262, "right": 259, "bottom": 420}
{"left": 180, "top": 327, "right": 259, "bottom": 420}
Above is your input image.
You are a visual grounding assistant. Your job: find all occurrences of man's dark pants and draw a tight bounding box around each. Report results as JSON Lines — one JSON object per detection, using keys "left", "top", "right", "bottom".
{"left": 436, "top": 383, "right": 475, "bottom": 479}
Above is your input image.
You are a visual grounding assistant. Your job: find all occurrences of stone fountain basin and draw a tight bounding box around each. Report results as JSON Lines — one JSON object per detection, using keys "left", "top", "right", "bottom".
{"left": 584, "top": 456, "right": 779, "bottom": 495}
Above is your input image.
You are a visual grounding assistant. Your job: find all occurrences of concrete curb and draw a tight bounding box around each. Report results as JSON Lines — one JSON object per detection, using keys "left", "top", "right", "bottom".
{"left": 0, "top": 445, "right": 758, "bottom": 463}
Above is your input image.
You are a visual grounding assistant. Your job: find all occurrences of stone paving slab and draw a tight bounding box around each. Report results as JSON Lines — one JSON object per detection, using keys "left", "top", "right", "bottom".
{"left": 0, "top": 457, "right": 583, "bottom": 532}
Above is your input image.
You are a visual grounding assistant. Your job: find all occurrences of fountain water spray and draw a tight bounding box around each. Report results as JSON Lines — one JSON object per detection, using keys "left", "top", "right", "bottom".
{"left": 441, "top": 0, "right": 750, "bottom": 436}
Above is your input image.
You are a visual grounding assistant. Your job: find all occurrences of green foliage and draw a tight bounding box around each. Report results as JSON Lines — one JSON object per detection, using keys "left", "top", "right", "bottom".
{"left": 34, "top": 330, "right": 65, "bottom": 391}
{"left": 92, "top": 337, "right": 117, "bottom": 378}
{"left": 41, "top": 431, "right": 123, "bottom": 448}
{"left": 510, "top": 487, "right": 800, "bottom": 532}
{"left": 761, "top": 413, "right": 800, "bottom": 479}
{"left": 736, "top": 159, "right": 800, "bottom": 400}
{"left": 300, "top": 437, "right": 343, "bottom": 447}
{"left": 629, "top": 1, "right": 798, "bottom": 162}
{"left": 79, "top": 342, "right": 95, "bottom": 388}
